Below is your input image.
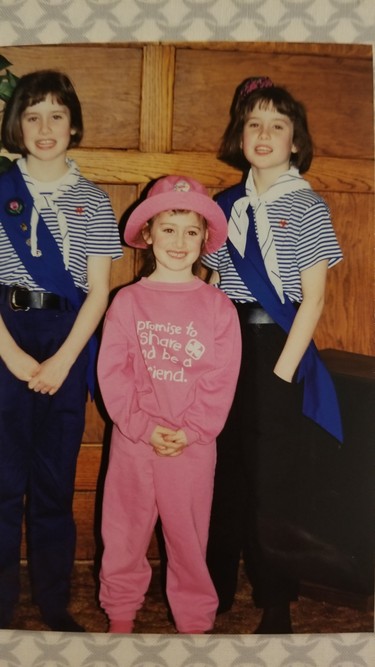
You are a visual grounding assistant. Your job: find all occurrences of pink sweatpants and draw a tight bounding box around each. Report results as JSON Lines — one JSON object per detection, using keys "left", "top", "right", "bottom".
{"left": 100, "top": 427, "right": 218, "bottom": 633}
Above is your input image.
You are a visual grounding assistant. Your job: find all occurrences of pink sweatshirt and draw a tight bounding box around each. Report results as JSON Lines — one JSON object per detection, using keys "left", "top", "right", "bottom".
{"left": 97, "top": 277, "right": 241, "bottom": 448}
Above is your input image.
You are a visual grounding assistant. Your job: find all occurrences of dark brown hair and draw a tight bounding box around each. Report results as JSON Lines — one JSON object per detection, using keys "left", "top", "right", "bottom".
{"left": 219, "top": 80, "right": 313, "bottom": 174}
{"left": 1, "top": 70, "right": 83, "bottom": 155}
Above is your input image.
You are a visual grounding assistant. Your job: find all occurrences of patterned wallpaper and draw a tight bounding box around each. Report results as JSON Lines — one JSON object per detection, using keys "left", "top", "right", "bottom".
{"left": 0, "top": 1, "right": 373, "bottom": 666}
{"left": 0, "top": 0, "right": 374, "bottom": 45}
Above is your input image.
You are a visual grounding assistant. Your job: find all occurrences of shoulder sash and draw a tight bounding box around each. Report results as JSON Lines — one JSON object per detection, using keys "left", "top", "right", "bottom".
{"left": 216, "top": 184, "right": 343, "bottom": 442}
{"left": 0, "top": 162, "right": 82, "bottom": 308}
{"left": 0, "top": 163, "right": 97, "bottom": 397}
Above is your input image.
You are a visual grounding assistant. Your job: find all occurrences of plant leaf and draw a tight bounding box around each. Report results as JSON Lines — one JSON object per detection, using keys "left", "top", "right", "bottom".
{"left": 0, "top": 69, "right": 19, "bottom": 102}
{"left": 0, "top": 55, "right": 12, "bottom": 72}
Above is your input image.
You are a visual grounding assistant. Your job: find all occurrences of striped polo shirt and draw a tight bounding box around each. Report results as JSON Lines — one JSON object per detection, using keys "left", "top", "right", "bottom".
{"left": 0, "top": 172, "right": 123, "bottom": 292}
{"left": 202, "top": 187, "right": 343, "bottom": 303}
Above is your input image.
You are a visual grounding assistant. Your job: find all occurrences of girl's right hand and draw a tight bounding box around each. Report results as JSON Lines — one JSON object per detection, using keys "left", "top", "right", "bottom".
{"left": 0, "top": 315, "right": 40, "bottom": 382}
{"left": 162, "top": 429, "right": 188, "bottom": 457}
{"left": 3, "top": 346, "right": 40, "bottom": 382}
{"left": 150, "top": 425, "right": 186, "bottom": 457}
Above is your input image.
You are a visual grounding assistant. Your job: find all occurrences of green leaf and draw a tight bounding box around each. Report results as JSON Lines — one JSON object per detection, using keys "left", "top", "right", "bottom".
{"left": 6, "top": 70, "right": 18, "bottom": 87}
{"left": 0, "top": 68, "right": 19, "bottom": 102}
{"left": 0, "top": 55, "right": 12, "bottom": 72}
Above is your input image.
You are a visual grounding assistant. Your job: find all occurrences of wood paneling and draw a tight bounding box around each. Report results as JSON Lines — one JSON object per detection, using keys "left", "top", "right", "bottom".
{"left": 315, "top": 192, "right": 374, "bottom": 354}
{"left": 67, "top": 150, "right": 373, "bottom": 192}
{"left": 3, "top": 42, "right": 372, "bottom": 563}
{"left": 172, "top": 46, "right": 374, "bottom": 158}
{"left": 2, "top": 45, "right": 143, "bottom": 148}
{"left": 140, "top": 44, "right": 175, "bottom": 152}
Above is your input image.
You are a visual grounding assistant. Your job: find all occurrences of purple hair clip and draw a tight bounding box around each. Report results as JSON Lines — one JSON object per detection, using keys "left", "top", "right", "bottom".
{"left": 239, "top": 76, "right": 274, "bottom": 98}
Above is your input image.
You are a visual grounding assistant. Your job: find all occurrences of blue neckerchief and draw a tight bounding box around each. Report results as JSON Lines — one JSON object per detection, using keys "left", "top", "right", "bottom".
{"left": 0, "top": 162, "right": 97, "bottom": 397}
{"left": 216, "top": 184, "right": 343, "bottom": 443}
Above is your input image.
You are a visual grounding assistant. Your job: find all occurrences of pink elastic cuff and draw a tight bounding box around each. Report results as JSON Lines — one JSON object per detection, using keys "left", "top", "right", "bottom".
{"left": 108, "top": 619, "right": 134, "bottom": 633}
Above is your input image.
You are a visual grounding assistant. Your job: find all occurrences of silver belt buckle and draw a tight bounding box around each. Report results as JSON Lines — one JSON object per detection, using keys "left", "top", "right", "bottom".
{"left": 9, "top": 285, "right": 30, "bottom": 311}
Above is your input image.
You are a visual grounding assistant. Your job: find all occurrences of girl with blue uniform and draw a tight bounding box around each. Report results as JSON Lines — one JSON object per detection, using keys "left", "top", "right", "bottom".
{"left": 203, "top": 76, "right": 343, "bottom": 633}
{"left": 0, "top": 70, "right": 122, "bottom": 631}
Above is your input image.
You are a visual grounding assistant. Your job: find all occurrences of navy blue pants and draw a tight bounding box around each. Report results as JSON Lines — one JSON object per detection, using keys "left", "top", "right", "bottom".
{"left": 0, "top": 304, "right": 88, "bottom": 623}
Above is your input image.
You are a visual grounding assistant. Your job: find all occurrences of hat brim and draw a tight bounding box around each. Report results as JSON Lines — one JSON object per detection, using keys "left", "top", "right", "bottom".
{"left": 124, "top": 191, "right": 228, "bottom": 254}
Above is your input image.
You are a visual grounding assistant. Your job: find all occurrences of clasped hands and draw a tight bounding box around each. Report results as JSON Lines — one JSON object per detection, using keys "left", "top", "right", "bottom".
{"left": 150, "top": 425, "right": 187, "bottom": 457}
{"left": 5, "top": 346, "right": 70, "bottom": 395}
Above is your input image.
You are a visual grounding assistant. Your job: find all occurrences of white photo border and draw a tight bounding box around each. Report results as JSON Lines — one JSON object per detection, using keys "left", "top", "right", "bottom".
{"left": 0, "top": 1, "right": 373, "bottom": 665}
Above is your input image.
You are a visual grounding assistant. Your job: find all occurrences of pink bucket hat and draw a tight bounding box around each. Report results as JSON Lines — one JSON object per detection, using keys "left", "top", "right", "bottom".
{"left": 124, "top": 175, "right": 228, "bottom": 254}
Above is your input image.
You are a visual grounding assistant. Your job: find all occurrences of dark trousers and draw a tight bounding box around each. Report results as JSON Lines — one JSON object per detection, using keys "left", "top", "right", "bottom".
{"left": 0, "top": 305, "right": 88, "bottom": 622}
{"left": 207, "top": 305, "right": 321, "bottom": 609}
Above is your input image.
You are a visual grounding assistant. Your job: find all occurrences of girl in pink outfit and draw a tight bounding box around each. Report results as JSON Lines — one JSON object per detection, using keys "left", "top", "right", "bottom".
{"left": 97, "top": 175, "right": 241, "bottom": 634}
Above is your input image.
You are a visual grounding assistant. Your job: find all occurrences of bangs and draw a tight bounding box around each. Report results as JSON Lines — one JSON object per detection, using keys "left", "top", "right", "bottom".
{"left": 245, "top": 88, "right": 298, "bottom": 121}
{"left": 21, "top": 90, "right": 66, "bottom": 111}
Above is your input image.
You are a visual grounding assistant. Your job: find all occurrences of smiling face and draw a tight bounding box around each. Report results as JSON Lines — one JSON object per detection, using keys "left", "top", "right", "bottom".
{"left": 142, "top": 209, "right": 208, "bottom": 282}
{"left": 20, "top": 93, "right": 75, "bottom": 175}
{"left": 241, "top": 101, "right": 297, "bottom": 182}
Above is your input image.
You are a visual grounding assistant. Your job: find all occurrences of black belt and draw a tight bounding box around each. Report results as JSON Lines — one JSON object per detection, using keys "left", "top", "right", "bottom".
{"left": 0, "top": 284, "right": 73, "bottom": 311}
{"left": 235, "top": 301, "right": 275, "bottom": 324}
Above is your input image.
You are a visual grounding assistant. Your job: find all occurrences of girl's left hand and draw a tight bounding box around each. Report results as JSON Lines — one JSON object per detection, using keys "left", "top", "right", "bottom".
{"left": 28, "top": 353, "right": 71, "bottom": 395}
{"left": 159, "top": 429, "right": 187, "bottom": 457}
{"left": 151, "top": 426, "right": 187, "bottom": 457}
{"left": 273, "top": 369, "right": 293, "bottom": 383}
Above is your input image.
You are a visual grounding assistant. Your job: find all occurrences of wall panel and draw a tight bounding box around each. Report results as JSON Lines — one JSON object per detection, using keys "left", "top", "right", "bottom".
{"left": 2, "top": 44, "right": 143, "bottom": 148}
{"left": 172, "top": 45, "right": 373, "bottom": 158}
